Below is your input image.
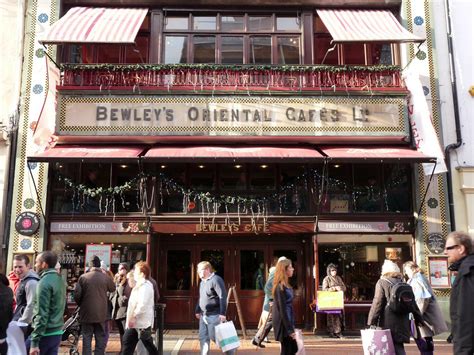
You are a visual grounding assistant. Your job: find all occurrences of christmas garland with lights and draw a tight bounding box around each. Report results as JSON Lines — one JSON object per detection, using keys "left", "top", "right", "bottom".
{"left": 60, "top": 63, "right": 401, "bottom": 73}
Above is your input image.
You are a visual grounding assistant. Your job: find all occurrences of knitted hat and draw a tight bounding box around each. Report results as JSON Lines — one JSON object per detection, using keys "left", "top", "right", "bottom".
{"left": 381, "top": 259, "right": 400, "bottom": 275}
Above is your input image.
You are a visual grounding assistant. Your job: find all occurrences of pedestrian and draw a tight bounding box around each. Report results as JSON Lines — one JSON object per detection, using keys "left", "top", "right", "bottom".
{"left": 12, "top": 254, "right": 40, "bottom": 337}
{"left": 111, "top": 263, "right": 131, "bottom": 350}
{"left": 445, "top": 231, "right": 474, "bottom": 355}
{"left": 28, "top": 251, "right": 66, "bottom": 355}
{"left": 0, "top": 260, "right": 14, "bottom": 355}
{"left": 272, "top": 258, "right": 297, "bottom": 355}
{"left": 121, "top": 261, "right": 157, "bottom": 355}
{"left": 367, "top": 260, "right": 424, "bottom": 355}
{"left": 253, "top": 256, "right": 287, "bottom": 348}
{"left": 74, "top": 256, "right": 115, "bottom": 355}
{"left": 403, "top": 261, "right": 448, "bottom": 354}
{"left": 322, "top": 263, "right": 346, "bottom": 338}
{"left": 195, "top": 261, "right": 234, "bottom": 355}
{"left": 100, "top": 261, "right": 114, "bottom": 348}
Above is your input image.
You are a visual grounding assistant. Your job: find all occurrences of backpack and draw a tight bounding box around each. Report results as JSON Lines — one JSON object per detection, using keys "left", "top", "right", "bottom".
{"left": 384, "top": 278, "right": 416, "bottom": 314}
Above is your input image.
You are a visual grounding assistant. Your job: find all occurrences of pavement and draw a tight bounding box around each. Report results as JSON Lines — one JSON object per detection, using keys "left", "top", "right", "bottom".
{"left": 59, "top": 329, "right": 454, "bottom": 354}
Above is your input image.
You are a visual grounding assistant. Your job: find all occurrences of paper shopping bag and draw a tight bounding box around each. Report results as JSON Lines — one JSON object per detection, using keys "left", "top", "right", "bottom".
{"left": 295, "top": 329, "right": 306, "bottom": 355}
{"left": 360, "top": 329, "right": 396, "bottom": 355}
{"left": 316, "top": 291, "right": 344, "bottom": 311}
{"left": 215, "top": 320, "right": 240, "bottom": 352}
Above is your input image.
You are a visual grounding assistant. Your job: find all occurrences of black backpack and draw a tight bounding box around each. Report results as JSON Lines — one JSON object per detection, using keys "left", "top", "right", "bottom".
{"left": 384, "top": 279, "right": 416, "bottom": 314}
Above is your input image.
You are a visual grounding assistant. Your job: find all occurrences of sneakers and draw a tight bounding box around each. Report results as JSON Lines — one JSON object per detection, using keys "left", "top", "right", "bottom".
{"left": 252, "top": 339, "right": 265, "bottom": 348}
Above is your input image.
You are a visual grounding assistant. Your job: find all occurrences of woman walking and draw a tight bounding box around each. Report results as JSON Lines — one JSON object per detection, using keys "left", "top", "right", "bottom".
{"left": 272, "top": 258, "right": 297, "bottom": 355}
{"left": 367, "top": 260, "right": 424, "bottom": 355}
{"left": 121, "top": 262, "right": 158, "bottom": 355}
{"left": 322, "top": 264, "right": 346, "bottom": 338}
{"left": 403, "top": 261, "right": 448, "bottom": 355}
{"left": 111, "top": 263, "right": 132, "bottom": 351}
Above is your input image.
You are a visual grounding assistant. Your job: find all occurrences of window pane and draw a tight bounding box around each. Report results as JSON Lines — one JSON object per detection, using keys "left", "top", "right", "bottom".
{"left": 113, "top": 163, "right": 141, "bottom": 212}
{"left": 240, "top": 250, "right": 265, "bottom": 290}
{"left": 343, "top": 43, "right": 366, "bottom": 65}
{"left": 194, "top": 16, "right": 216, "bottom": 30}
{"left": 385, "top": 164, "right": 411, "bottom": 213}
{"left": 353, "top": 164, "right": 382, "bottom": 213}
{"left": 81, "top": 163, "right": 111, "bottom": 213}
{"left": 166, "top": 250, "right": 191, "bottom": 290}
{"left": 248, "top": 164, "right": 276, "bottom": 190}
{"left": 250, "top": 36, "right": 271, "bottom": 64}
{"left": 249, "top": 16, "right": 272, "bottom": 31}
{"left": 221, "top": 36, "right": 243, "bottom": 64}
{"left": 370, "top": 43, "right": 393, "bottom": 65}
{"left": 159, "top": 164, "right": 185, "bottom": 213}
{"left": 279, "top": 165, "right": 309, "bottom": 214}
{"left": 189, "top": 164, "right": 216, "bottom": 190}
{"left": 220, "top": 164, "right": 246, "bottom": 190}
{"left": 314, "top": 35, "right": 338, "bottom": 64}
{"left": 322, "top": 164, "right": 352, "bottom": 213}
{"left": 125, "top": 36, "right": 149, "bottom": 63}
{"left": 66, "top": 44, "right": 94, "bottom": 63}
{"left": 277, "top": 37, "right": 300, "bottom": 64}
{"left": 221, "top": 16, "right": 244, "bottom": 31}
{"left": 164, "top": 36, "right": 188, "bottom": 64}
{"left": 277, "top": 17, "right": 299, "bottom": 31}
{"left": 51, "top": 163, "right": 79, "bottom": 213}
{"left": 193, "top": 36, "right": 215, "bottom": 63}
{"left": 200, "top": 250, "right": 225, "bottom": 279}
{"left": 97, "top": 45, "right": 121, "bottom": 63}
{"left": 165, "top": 17, "right": 188, "bottom": 30}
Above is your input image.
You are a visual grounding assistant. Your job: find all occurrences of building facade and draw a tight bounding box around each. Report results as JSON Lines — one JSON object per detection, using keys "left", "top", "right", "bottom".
{"left": 7, "top": 0, "right": 454, "bottom": 331}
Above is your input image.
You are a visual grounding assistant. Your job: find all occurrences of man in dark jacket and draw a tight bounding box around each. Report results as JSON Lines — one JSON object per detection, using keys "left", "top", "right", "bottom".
{"left": 0, "top": 261, "right": 14, "bottom": 355}
{"left": 74, "top": 256, "right": 115, "bottom": 355}
{"left": 445, "top": 231, "right": 474, "bottom": 355}
{"left": 29, "top": 251, "right": 66, "bottom": 355}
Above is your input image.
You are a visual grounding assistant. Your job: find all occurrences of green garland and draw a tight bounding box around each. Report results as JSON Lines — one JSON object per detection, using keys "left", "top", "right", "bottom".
{"left": 60, "top": 63, "right": 401, "bottom": 73}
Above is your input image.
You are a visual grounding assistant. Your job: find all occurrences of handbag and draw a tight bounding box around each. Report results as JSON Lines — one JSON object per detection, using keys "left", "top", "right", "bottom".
{"left": 214, "top": 320, "right": 241, "bottom": 352}
{"left": 360, "top": 328, "right": 396, "bottom": 355}
{"left": 295, "top": 329, "right": 306, "bottom": 355}
{"left": 316, "top": 291, "right": 344, "bottom": 311}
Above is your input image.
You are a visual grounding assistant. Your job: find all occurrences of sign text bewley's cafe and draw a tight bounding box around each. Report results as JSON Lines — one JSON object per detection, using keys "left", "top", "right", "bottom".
{"left": 196, "top": 223, "right": 269, "bottom": 233}
{"left": 59, "top": 96, "right": 406, "bottom": 136}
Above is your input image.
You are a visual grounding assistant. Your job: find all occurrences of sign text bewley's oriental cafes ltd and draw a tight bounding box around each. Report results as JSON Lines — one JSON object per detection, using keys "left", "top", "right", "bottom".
{"left": 58, "top": 96, "right": 408, "bottom": 137}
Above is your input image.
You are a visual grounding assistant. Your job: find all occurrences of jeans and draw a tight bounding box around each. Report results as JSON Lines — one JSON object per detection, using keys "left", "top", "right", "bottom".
{"left": 394, "top": 342, "right": 406, "bottom": 355}
{"left": 26, "top": 335, "right": 62, "bottom": 355}
{"left": 115, "top": 319, "right": 126, "bottom": 348}
{"left": 280, "top": 336, "right": 297, "bottom": 355}
{"left": 198, "top": 314, "right": 236, "bottom": 355}
{"left": 121, "top": 327, "right": 158, "bottom": 355}
{"left": 81, "top": 322, "right": 106, "bottom": 355}
{"left": 254, "top": 308, "right": 273, "bottom": 345}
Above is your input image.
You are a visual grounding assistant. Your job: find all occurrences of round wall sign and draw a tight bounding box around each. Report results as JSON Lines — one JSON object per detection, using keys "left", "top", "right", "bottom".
{"left": 426, "top": 233, "right": 445, "bottom": 255}
{"left": 15, "top": 212, "right": 40, "bottom": 236}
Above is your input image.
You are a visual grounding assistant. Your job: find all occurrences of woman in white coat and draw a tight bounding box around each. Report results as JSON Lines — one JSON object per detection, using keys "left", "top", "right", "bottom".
{"left": 403, "top": 261, "right": 448, "bottom": 355}
{"left": 121, "top": 262, "right": 158, "bottom": 355}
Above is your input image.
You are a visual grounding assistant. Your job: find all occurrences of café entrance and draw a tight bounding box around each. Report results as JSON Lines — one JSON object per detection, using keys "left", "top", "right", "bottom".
{"left": 156, "top": 234, "right": 311, "bottom": 329}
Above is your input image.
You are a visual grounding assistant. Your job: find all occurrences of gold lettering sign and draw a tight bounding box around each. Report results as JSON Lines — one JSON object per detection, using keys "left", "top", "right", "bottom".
{"left": 58, "top": 95, "right": 407, "bottom": 139}
{"left": 196, "top": 223, "right": 269, "bottom": 233}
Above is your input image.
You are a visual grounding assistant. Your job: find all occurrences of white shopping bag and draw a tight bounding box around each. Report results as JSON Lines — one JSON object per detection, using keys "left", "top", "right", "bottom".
{"left": 360, "top": 329, "right": 396, "bottom": 355}
{"left": 295, "top": 329, "right": 306, "bottom": 355}
{"left": 215, "top": 321, "right": 240, "bottom": 352}
{"left": 7, "top": 321, "right": 27, "bottom": 355}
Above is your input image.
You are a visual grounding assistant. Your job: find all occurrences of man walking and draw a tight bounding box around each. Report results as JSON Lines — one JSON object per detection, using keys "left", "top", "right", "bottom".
{"left": 195, "top": 261, "right": 235, "bottom": 355}
{"left": 29, "top": 251, "right": 66, "bottom": 355}
{"left": 74, "top": 256, "right": 115, "bottom": 355}
{"left": 12, "top": 255, "right": 39, "bottom": 335}
{"left": 445, "top": 231, "right": 474, "bottom": 355}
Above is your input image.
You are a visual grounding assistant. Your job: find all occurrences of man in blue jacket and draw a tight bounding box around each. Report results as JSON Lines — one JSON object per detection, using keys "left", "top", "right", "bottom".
{"left": 29, "top": 251, "right": 66, "bottom": 355}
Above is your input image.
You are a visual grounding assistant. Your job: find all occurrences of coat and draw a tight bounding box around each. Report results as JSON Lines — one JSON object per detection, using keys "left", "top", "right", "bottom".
{"left": 449, "top": 254, "right": 474, "bottom": 355}
{"left": 408, "top": 272, "right": 448, "bottom": 337}
{"left": 0, "top": 274, "right": 13, "bottom": 340}
{"left": 126, "top": 279, "right": 155, "bottom": 329}
{"left": 74, "top": 268, "right": 115, "bottom": 323}
{"left": 272, "top": 284, "right": 295, "bottom": 342}
{"left": 322, "top": 275, "right": 346, "bottom": 292}
{"left": 111, "top": 279, "right": 132, "bottom": 321}
{"left": 367, "top": 275, "right": 423, "bottom": 344}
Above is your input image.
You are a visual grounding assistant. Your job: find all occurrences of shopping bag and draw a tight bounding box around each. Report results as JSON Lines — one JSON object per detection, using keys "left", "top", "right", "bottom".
{"left": 215, "top": 320, "right": 240, "bottom": 352}
{"left": 360, "top": 328, "right": 396, "bottom": 355}
{"left": 7, "top": 321, "right": 27, "bottom": 355}
{"left": 295, "top": 329, "right": 306, "bottom": 355}
{"left": 316, "top": 291, "right": 344, "bottom": 311}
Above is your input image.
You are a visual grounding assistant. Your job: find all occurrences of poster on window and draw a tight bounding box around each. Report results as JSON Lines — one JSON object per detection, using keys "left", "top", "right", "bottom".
{"left": 85, "top": 244, "right": 112, "bottom": 270}
{"left": 428, "top": 256, "right": 450, "bottom": 288}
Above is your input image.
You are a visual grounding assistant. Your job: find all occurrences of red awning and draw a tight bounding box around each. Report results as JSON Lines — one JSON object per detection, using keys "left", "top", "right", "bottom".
{"left": 39, "top": 7, "right": 148, "bottom": 44}
{"left": 320, "top": 146, "right": 436, "bottom": 162}
{"left": 143, "top": 146, "right": 323, "bottom": 162}
{"left": 317, "top": 9, "right": 425, "bottom": 43}
{"left": 27, "top": 145, "right": 145, "bottom": 162}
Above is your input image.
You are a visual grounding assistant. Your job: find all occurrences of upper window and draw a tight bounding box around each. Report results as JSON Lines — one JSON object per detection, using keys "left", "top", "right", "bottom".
{"left": 163, "top": 13, "right": 301, "bottom": 65}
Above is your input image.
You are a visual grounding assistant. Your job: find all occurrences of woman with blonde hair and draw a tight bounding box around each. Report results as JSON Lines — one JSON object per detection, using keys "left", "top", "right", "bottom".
{"left": 403, "top": 261, "right": 447, "bottom": 355}
{"left": 272, "top": 259, "right": 297, "bottom": 355}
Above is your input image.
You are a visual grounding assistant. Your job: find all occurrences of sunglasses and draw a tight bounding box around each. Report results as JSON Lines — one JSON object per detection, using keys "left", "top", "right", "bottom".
{"left": 445, "top": 245, "right": 459, "bottom": 251}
